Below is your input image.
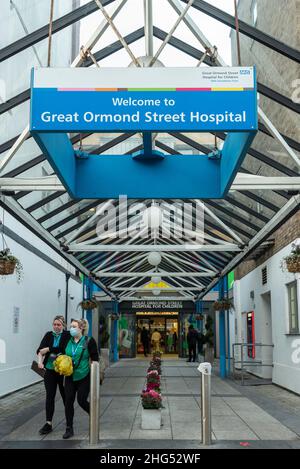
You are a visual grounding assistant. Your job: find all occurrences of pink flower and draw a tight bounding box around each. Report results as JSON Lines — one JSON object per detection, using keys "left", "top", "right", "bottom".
{"left": 147, "top": 370, "right": 159, "bottom": 376}
{"left": 148, "top": 390, "right": 161, "bottom": 398}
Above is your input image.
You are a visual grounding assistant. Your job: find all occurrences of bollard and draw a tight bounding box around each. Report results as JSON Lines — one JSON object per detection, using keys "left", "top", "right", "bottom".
{"left": 198, "top": 362, "right": 212, "bottom": 446}
{"left": 89, "top": 361, "right": 100, "bottom": 445}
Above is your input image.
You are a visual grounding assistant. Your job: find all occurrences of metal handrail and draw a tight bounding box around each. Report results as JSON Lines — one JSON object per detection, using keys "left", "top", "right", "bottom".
{"left": 232, "top": 342, "right": 274, "bottom": 385}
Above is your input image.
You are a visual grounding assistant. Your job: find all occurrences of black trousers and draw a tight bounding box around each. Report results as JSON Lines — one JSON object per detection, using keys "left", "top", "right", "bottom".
{"left": 188, "top": 344, "right": 197, "bottom": 362}
{"left": 44, "top": 369, "right": 65, "bottom": 422}
{"left": 65, "top": 373, "right": 90, "bottom": 427}
{"left": 142, "top": 341, "right": 149, "bottom": 356}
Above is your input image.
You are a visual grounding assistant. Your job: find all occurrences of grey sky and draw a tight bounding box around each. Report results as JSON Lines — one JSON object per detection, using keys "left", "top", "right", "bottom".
{"left": 80, "top": 0, "right": 235, "bottom": 66}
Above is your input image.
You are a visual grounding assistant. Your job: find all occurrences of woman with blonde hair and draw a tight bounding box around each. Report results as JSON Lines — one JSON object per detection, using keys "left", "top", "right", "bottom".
{"left": 62, "top": 318, "right": 99, "bottom": 439}
{"left": 36, "top": 315, "right": 70, "bottom": 435}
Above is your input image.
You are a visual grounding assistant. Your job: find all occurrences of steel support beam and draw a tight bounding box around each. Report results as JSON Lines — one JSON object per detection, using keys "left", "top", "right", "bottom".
{"left": 0, "top": 0, "right": 118, "bottom": 62}
{"left": 0, "top": 196, "right": 115, "bottom": 298}
{"left": 199, "top": 194, "right": 300, "bottom": 299}
{"left": 68, "top": 244, "right": 241, "bottom": 252}
{"left": 182, "top": 0, "right": 300, "bottom": 63}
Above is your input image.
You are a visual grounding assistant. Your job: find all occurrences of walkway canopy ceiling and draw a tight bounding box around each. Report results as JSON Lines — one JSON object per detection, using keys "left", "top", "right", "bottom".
{"left": 0, "top": 0, "right": 299, "bottom": 301}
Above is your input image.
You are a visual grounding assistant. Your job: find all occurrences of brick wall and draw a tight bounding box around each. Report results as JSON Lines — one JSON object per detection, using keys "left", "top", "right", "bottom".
{"left": 235, "top": 209, "right": 300, "bottom": 279}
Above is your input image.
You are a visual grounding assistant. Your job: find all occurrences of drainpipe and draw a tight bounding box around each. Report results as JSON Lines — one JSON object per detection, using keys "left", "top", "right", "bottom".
{"left": 219, "top": 278, "right": 226, "bottom": 379}
{"left": 113, "top": 300, "right": 119, "bottom": 363}
{"left": 65, "top": 273, "right": 71, "bottom": 325}
{"left": 226, "top": 274, "right": 231, "bottom": 377}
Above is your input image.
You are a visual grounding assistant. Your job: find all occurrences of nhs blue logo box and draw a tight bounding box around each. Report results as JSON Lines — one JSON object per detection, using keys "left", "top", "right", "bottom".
{"left": 30, "top": 67, "right": 257, "bottom": 199}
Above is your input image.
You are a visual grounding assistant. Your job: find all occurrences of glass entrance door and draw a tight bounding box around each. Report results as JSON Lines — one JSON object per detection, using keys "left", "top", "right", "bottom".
{"left": 136, "top": 315, "right": 178, "bottom": 355}
{"left": 166, "top": 318, "right": 179, "bottom": 353}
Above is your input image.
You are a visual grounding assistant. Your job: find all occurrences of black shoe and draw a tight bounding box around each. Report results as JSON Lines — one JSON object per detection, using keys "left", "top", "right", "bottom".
{"left": 63, "top": 427, "right": 74, "bottom": 439}
{"left": 39, "top": 423, "right": 52, "bottom": 435}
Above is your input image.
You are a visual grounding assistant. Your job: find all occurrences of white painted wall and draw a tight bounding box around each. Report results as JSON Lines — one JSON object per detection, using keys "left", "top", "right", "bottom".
{"left": 0, "top": 209, "right": 83, "bottom": 397}
{"left": 233, "top": 238, "right": 300, "bottom": 394}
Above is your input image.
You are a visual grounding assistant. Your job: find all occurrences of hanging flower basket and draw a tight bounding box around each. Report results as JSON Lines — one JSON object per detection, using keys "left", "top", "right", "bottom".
{"left": 0, "top": 258, "right": 16, "bottom": 275}
{"left": 195, "top": 314, "right": 204, "bottom": 320}
{"left": 0, "top": 249, "right": 23, "bottom": 281}
{"left": 282, "top": 244, "right": 300, "bottom": 273}
{"left": 213, "top": 299, "right": 232, "bottom": 311}
{"left": 79, "top": 299, "right": 98, "bottom": 310}
{"left": 111, "top": 314, "right": 120, "bottom": 321}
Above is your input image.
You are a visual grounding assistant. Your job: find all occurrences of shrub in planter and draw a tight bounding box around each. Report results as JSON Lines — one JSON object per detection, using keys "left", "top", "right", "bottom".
{"left": 282, "top": 243, "right": 300, "bottom": 273}
{"left": 203, "top": 316, "right": 214, "bottom": 365}
{"left": 99, "top": 315, "right": 110, "bottom": 348}
{"left": 0, "top": 249, "right": 23, "bottom": 282}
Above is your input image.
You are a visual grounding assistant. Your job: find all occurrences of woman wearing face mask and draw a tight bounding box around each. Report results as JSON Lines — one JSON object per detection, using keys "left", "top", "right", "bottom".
{"left": 62, "top": 318, "right": 99, "bottom": 439}
{"left": 36, "top": 315, "right": 70, "bottom": 435}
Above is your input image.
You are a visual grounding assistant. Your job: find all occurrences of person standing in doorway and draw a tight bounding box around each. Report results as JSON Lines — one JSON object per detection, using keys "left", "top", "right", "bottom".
{"left": 62, "top": 318, "right": 99, "bottom": 439}
{"left": 187, "top": 324, "right": 198, "bottom": 362}
{"left": 36, "top": 315, "right": 70, "bottom": 435}
{"left": 141, "top": 327, "right": 150, "bottom": 357}
{"left": 173, "top": 330, "right": 178, "bottom": 352}
{"left": 151, "top": 328, "right": 161, "bottom": 352}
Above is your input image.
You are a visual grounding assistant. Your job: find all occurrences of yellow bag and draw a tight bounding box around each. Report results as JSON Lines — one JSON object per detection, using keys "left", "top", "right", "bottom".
{"left": 54, "top": 354, "right": 73, "bottom": 376}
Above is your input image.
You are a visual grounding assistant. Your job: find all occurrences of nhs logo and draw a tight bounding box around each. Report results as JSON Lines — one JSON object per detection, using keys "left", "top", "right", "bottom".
{"left": 240, "top": 69, "right": 251, "bottom": 75}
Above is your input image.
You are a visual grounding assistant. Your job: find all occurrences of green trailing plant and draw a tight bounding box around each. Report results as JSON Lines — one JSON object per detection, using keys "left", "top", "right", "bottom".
{"left": 0, "top": 249, "right": 23, "bottom": 282}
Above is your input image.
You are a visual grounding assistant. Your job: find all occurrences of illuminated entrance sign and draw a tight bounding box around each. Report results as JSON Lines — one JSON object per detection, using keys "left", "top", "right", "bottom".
{"left": 30, "top": 67, "right": 257, "bottom": 199}
{"left": 136, "top": 311, "right": 179, "bottom": 316}
{"left": 120, "top": 300, "right": 194, "bottom": 314}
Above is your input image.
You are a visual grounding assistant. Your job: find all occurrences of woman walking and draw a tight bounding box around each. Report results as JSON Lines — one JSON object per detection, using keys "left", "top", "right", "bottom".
{"left": 37, "top": 315, "right": 70, "bottom": 435}
{"left": 62, "top": 318, "right": 99, "bottom": 439}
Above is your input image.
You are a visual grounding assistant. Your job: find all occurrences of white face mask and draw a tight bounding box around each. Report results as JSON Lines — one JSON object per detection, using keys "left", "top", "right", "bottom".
{"left": 70, "top": 327, "right": 80, "bottom": 337}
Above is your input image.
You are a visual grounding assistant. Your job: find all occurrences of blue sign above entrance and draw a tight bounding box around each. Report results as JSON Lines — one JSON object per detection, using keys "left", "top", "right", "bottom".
{"left": 30, "top": 67, "right": 258, "bottom": 199}
{"left": 31, "top": 67, "right": 257, "bottom": 133}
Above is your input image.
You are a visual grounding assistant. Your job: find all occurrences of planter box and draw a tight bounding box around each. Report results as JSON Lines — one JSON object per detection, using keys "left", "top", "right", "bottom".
{"left": 141, "top": 407, "right": 162, "bottom": 430}
{"left": 100, "top": 348, "right": 110, "bottom": 369}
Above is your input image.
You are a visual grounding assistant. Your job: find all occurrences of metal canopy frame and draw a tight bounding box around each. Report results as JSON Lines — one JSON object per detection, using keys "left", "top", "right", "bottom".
{"left": 0, "top": 0, "right": 299, "bottom": 300}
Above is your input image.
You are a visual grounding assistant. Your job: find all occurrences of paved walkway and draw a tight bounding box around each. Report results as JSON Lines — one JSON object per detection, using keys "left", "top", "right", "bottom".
{"left": 1, "top": 358, "right": 300, "bottom": 449}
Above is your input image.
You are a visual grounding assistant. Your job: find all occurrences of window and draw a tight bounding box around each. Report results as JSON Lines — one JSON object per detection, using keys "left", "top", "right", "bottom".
{"left": 287, "top": 282, "right": 299, "bottom": 334}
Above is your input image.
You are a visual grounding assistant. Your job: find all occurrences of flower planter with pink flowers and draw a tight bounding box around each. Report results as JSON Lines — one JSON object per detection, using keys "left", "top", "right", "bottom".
{"left": 141, "top": 355, "right": 163, "bottom": 430}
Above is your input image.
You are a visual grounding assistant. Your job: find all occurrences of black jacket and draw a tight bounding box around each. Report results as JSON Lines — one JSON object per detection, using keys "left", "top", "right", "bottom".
{"left": 36, "top": 330, "right": 71, "bottom": 368}
{"left": 141, "top": 329, "right": 150, "bottom": 344}
{"left": 187, "top": 329, "right": 199, "bottom": 346}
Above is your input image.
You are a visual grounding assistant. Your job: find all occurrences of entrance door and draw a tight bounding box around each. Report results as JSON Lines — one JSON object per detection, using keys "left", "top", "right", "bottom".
{"left": 136, "top": 315, "right": 178, "bottom": 355}
{"left": 261, "top": 292, "right": 273, "bottom": 379}
{"left": 166, "top": 318, "right": 179, "bottom": 353}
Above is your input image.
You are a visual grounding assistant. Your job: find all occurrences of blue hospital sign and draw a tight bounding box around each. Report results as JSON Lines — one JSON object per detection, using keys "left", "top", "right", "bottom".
{"left": 29, "top": 67, "right": 257, "bottom": 200}
{"left": 30, "top": 67, "right": 257, "bottom": 133}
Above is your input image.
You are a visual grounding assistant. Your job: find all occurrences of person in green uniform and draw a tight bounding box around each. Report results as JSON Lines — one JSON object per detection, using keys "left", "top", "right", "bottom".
{"left": 62, "top": 318, "right": 99, "bottom": 440}
{"left": 36, "top": 315, "right": 70, "bottom": 435}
